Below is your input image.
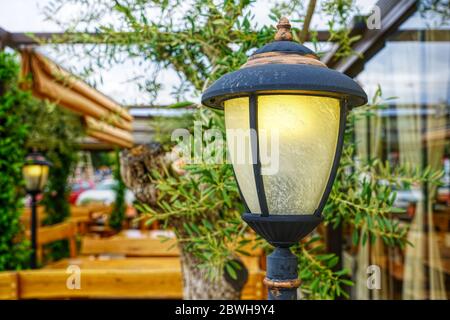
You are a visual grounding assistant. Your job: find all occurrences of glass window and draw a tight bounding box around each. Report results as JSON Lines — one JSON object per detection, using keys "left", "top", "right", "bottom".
{"left": 352, "top": 9, "right": 450, "bottom": 300}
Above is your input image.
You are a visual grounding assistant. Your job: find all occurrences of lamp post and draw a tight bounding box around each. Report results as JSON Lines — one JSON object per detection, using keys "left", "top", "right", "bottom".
{"left": 201, "top": 17, "right": 367, "bottom": 300}
{"left": 23, "top": 152, "right": 51, "bottom": 269}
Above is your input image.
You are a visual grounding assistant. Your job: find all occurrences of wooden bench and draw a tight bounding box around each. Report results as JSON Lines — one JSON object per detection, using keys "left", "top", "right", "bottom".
{"left": 0, "top": 255, "right": 264, "bottom": 299}
{"left": 0, "top": 272, "right": 18, "bottom": 300}
{"left": 18, "top": 269, "right": 184, "bottom": 299}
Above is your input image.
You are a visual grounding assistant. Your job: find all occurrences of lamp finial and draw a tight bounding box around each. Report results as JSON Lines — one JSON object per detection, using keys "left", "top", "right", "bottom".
{"left": 275, "top": 17, "right": 292, "bottom": 41}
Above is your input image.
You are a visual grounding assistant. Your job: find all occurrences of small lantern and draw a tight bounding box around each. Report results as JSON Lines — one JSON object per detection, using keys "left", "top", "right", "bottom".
{"left": 23, "top": 152, "right": 51, "bottom": 194}
{"left": 201, "top": 18, "right": 367, "bottom": 299}
{"left": 23, "top": 152, "right": 51, "bottom": 268}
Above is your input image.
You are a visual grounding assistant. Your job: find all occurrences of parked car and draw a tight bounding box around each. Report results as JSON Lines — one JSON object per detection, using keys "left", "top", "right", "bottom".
{"left": 76, "top": 178, "right": 135, "bottom": 205}
{"left": 69, "top": 180, "right": 95, "bottom": 204}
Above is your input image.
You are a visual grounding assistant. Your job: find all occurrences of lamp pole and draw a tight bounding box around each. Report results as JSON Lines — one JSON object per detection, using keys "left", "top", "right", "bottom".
{"left": 265, "top": 248, "right": 300, "bottom": 300}
{"left": 30, "top": 191, "right": 38, "bottom": 269}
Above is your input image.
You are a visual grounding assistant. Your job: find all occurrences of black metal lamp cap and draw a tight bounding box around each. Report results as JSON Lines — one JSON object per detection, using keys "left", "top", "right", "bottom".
{"left": 25, "top": 152, "right": 52, "bottom": 167}
{"left": 201, "top": 17, "right": 367, "bottom": 109}
{"left": 254, "top": 40, "right": 317, "bottom": 57}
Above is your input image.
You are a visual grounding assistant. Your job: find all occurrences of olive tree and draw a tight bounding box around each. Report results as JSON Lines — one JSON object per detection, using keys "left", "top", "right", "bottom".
{"left": 42, "top": 0, "right": 443, "bottom": 299}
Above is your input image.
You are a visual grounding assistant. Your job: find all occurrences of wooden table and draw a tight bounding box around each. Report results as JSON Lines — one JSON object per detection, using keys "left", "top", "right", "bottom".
{"left": 80, "top": 231, "right": 180, "bottom": 257}
{"left": 81, "top": 230, "right": 262, "bottom": 258}
{"left": 45, "top": 256, "right": 182, "bottom": 270}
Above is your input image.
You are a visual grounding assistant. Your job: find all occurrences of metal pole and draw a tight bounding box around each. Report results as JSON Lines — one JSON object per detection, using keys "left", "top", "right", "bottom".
{"left": 264, "top": 247, "right": 300, "bottom": 300}
{"left": 30, "top": 192, "right": 38, "bottom": 269}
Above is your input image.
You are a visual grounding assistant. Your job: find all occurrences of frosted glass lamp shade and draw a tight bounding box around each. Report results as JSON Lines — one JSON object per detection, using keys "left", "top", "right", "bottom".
{"left": 224, "top": 97, "right": 261, "bottom": 213}
{"left": 202, "top": 31, "right": 366, "bottom": 247}
{"left": 23, "top": 153, "right": 51, "bottom": 193}
{"left": 225, "top": 95, "right": 341, "bottom": 216}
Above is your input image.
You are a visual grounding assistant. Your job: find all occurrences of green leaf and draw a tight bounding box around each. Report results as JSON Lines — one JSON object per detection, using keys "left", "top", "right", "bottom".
{"left": 225, "top": 263, "right": 237, "bottom": 280}
{"left": 341, "top": 279, "right": 354, "bottom": 287}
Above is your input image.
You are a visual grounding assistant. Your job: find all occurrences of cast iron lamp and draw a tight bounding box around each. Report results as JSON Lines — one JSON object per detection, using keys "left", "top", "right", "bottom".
{"left": 201, "top": 17, "right": 367, "bottom": 300}
{"left": 23, "top": 152, "right": 51, "bottom": 268}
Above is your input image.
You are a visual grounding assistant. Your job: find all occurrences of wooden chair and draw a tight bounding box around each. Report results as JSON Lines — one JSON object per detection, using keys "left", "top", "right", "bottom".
{"left": 69, "top": 204, "right": 114, "bottom": 236}
{"left": 87, "top": 205, "right": 115, "bottom": 236}
{"left": 69, "top": 205, "right": 93, "bottom": 235}
{"left": 26, "top": 221, "right": 78, "bottom": 265}
{"left": 20, "top": 206, "right": 47, "bottom": 228}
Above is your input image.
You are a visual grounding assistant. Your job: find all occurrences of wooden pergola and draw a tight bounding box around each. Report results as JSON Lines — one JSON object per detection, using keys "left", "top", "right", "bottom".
{"left": 20, "top": 49, "right": 134, "bottom": 149}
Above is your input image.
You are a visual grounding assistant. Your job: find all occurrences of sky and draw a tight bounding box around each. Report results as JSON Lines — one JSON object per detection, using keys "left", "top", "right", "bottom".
{"left": 0, "top": 0, "right": 379, "bottom": 106}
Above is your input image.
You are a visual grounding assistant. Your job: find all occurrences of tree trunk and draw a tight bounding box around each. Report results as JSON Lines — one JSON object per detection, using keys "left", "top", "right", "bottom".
{"left": 179, "top": 243, "right": 241, "bottom": 300}
{"left": 120, "top": 144, "right": 245, "bottom": 299}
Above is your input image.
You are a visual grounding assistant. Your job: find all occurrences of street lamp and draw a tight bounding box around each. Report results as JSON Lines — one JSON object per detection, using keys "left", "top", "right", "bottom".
{"left": 201, "top": 17, "right": 367, "bottom": 299}
{"left": 23, "top": 152, "right": 51, "bottom": 268}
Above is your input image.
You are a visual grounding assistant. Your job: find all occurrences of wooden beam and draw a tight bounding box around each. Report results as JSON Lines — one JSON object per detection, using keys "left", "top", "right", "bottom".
{"left": 300, "top": 0, "right": 318, "bottom": 43}
{"left": 4, "top": 27, "right": 445, "bottom": 48}
{"left": 0, "top": 28, "right": 333, "bottom": 47}
{"left": 389, "top": 29, "right": 450, "bottom": 42}
{"left": 322, "top": 0, "right": 418, "bottom": 77}
{"left": 0, "top": 29, "right": 111, "bottom": 47}
{"left": 0, "top": 28, "right": 10, "bottom": 50}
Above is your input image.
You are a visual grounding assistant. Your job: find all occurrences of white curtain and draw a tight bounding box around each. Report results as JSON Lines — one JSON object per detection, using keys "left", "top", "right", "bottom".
{"left": 399, "top": 108, "right": 426, "bottom": 299}
{"left": 354, "top": 114, "right": 369, "bottom": 300}
{"left": 354, "top": 112, "right": 387, "bottom": 299}
{"left": 427, "top": 106, "right": 447, "bottom": 299}
{"left": 401, "top": 31, "right": 448, "bottom": 300}
{"left": 425, "top": 29, "right": 449, "bottom": 299}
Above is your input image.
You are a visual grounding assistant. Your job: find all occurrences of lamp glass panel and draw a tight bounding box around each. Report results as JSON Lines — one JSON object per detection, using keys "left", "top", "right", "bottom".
{"left": 258, "top": 95, "right": 340, "bottom": 215}
{"left": 39, "top": 166, "right": 49, "bottom": 190}
{"left": 23, "top": 164, "right": 49, "bottom": 192}
{"left": 224, "top": 97, "right": 261, "bottom": 213}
